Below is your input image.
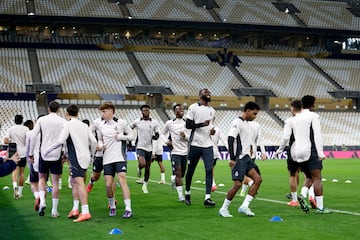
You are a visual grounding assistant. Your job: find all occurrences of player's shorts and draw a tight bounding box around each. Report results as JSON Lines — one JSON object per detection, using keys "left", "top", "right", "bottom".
{"left": 69, "top": 158, "right": 87, "bottom": 178}
{"left": 92, "top": 156, "right": 103, "bottom": 173}
{"left": 152, "top": 154, "right": 162, "bottom": 162}
{"left": 17, "top": 157, "right": 26, "bottom": 168}
{"left": 137, "top": 149, "right": 152, "bottom": 162}
{"left": 232, "top": 155, "right": 259, "bottom": 182}
{"left": 29, "top": 163, "right": 39, "bottom": 183}
{"left": 103, "top": 162, "right": 127, "bottom": 177}
{"left": 287, "top": 150, "right": 299, "bottom": 174}
{"left": 171, "top": 154, "right": 187, "bottom": 178}
{"left": 39, "top": 155, "right": 62, "bottom": 175}
{"left": 299, "top": 150, "right": 323, "bottom": 178}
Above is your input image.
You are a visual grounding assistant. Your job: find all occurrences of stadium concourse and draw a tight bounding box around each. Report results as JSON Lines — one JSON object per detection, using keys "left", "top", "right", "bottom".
{"left": 0, "top": 0, "right": 360, "bottom": 155}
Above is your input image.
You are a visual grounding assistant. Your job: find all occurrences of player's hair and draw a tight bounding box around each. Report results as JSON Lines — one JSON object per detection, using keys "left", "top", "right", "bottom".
{"left": 301, "top": 95, "right": 316, "bottom": 109}
{"left": 48, "top": 101, "right": 60, "bottom": 113}
{"left": 173, "top": 103, "right": 182, "bottom": 111}
{"left": 198, "top": 88, "right": 210, "bottom": 95}
{"left": 140, "top": 104, "right": 151, "bottom": 111}
{"left": 23, "top": 119, "right": 34, "bottom": 130}
{"left": 14, "top": 114, "right": 23, "bottom": 124}
{"left": 244, "top": 101, "right": 260, "bottom": 111}
{"left": 66, "top": 104, "right": 79, "bottom": 117}
{"left": 290, "top": 100, "right": 302, "bottom": 111}
{"left": 99, "top": 101, "right": 115, "bottom": 113}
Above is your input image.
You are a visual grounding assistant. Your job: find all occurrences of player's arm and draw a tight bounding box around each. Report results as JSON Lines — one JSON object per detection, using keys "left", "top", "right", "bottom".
{"left": 312, "top": 115, "right": 325, "bottom": 160}
{"left": 44, "top": 123, "right": 69, "bottom": 156}
{"left": 276, "top": 120, "right": 291, "bottom": 154}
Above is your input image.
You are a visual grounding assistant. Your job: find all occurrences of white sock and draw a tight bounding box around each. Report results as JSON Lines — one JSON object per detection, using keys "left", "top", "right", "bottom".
{"left": 160, "top": 173, "right": 165, "bottom": 181}
{"left": 81, "top": 204, "right": 89, "bottom": 215}
{"left": 315, "top": 196, "right": 324, "bottom": 210}
{"left": 72, "top": 200, "right": 80, "bottom": 211}
{"left": 170, "top": 175, "right": 175, "bottom": 183}
{"left": 12, "top": 181, "right": 18, "bottom": 189}
{"left": 241, "top": 184, "right": 249, "bottom": 193}
{"left": 301, "top": 186, "right": 309, "bottom": 198}
{"left": 241, "top": 194, "right": 254, "bottom": 208}
{"left": 52, "top": 198, "right": 59, "bottom": 213}
{"left": 248, "top": 180, "right": 254, "bottom": 186}
{"left": 205, "top": 194, "right": 211, "bottom": 200}
{"left": 39, "top": 191, "right": 46, "bottom": 206}
{"left": 309, "top": 185, "right": 315, "bottom": 199}
{"left": 143, "top": 181, "right": 148, "bottom": 187}
{"left": 34, "top": 191, "right": 39, "bottom": 199}
{"left": 291, "top": 192, "right": 298, "bottom": 202}
{"left": 221, "top": 198, "right": 232, "bottom": 210}
{"left": 18, "top": 186, "right": 23, "bottom": 195}
{"left": 124, "top": 199, "right": 132, "bottom": 211}
{"left": 176, "top": 186, "right": 183, "bottom": 198}
{"left": 212, "top": 177, "right": 216, "bottom": 187}
{"left": 108, "top": 197, "right": 116, "bottom": 209}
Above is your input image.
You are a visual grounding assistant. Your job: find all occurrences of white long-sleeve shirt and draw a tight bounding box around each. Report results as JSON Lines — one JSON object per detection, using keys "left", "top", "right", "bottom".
{"left": 248, "top": 121, "right": 266, "bottom": 159}
{"left": 162, "top": 118, "right": 188, "bottom": 156}
{"left": 26, "top": 130, "right": 40, "bottom": 172}
{"left": 287, "top": 109, "right": 325, "bottom": 162}
{"left": 91, "top": 117, "right": 104, "bottom": 157}
{"left": 211, "top": 126, "right": 228, "bottom": 159}
{"left": 29, "top": 112, "right": 66, "bottom": 161}
{"left": 98, "top": 118, "right": 134, "bottom": 165}
{"left": 45, "top": 117, "right": 97, "bottom": 169}
{"left": 131, "top": 118, "right": 160, "bottom": 152}
{"left": 186, "top": 103, "right": 215, "bottom": 148}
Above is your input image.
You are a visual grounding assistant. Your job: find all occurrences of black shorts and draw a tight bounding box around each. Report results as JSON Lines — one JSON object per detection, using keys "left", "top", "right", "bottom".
{"left": 17, "top": 157, "right": 26, "bottom": 168}
{"left": 232, "top": 155, "right": 259, "bottom": 182}
{"left": 137, "top": 149, "right": 152, "bottom": 162}
{"left": 171, "top": 154, "right": 187, "bottom": 178}
{"left": 92, "top": 156, "right": 103, "bottom": 173}
{"left": 39, "top": 155, "right": 62, "bottom": 175}
{"left": 152, "top": 154, "right": 162, "bottom": 162}
{"left": 299, "top": 150, "right": 323, "bottom": 178}
{"left": 69, "top": 158, "right": 87, "bottom": 178}
{"left": 103, "top": 162, "right": 127, "bottom": 177}
{"left": 29, "top": 164, "right": 39, "bottom": 183}
{"left": 287, "top": 150, "right": 299, "bottom": 174}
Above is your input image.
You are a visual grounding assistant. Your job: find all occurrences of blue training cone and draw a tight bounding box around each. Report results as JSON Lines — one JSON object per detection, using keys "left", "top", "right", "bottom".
{"left": 270, "top": 216, "right": 283, "bottom": 222}
{"left": 109, "top": 228, "right": 123, "bottom": 234}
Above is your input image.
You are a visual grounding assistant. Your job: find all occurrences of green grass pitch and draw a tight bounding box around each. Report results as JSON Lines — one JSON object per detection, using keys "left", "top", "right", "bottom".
{"left": 0, "top": 158, "right": 359, "bottom": 240}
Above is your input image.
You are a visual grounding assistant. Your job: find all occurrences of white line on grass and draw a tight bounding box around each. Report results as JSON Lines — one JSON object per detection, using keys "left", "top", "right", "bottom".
{"left": 127, "top": 176, "right": 360, "bottom": 216}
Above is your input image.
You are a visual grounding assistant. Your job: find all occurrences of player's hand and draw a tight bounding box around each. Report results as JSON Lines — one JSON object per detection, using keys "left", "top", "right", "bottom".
{"left": 228, "top": 159, "right": 235, "bottom": 168}
{"left": 28, "top": 155, "right": 34, "bottom": 164}
{"left": 210, "top": 127, "right": 216, "bottom": 135}
{"left": 179, "top": 131, "right": 185, "bottom": 138}
{"left": 260, "top": 153, "right": 267, "bottom": 161}
{"left": 319, "top": 157, "right": 325, "bottom": 161}
{"left": 8, "top": 152, "right": 20, "bottom": 164}
{"left": 203, "top": 120, "right": 210, "bottom": 126}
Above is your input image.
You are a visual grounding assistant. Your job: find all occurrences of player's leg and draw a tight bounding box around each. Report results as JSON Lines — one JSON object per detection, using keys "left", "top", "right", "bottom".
{"left": 17, "top": 158, "right": 26, "bottom": 197}
{"left": 211, "top": 158, "right": 218, "bottom": 192}
{"left": 184, "top": 146, "right": 201, "bottom": 205}
{"left": 11, "top": 166, "right": 19, "bottom": 199}
{"left": 104, "top": 163, "right": 117, "bottom": 216}
{"left": 156, "top": 155, "right": 165, "bottom": 184}
{"left": 87, "top": 157, "right": 103, "bottom": 192}
{"left": 202, "top": 147, "right": 215, "bottom": 206}
{"left": 116, "top": 162, "right": 132, "bottom": 218}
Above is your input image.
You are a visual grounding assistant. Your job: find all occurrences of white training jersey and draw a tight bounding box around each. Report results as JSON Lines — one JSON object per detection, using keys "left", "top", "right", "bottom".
{"left": 152, "top": 134, "right": 166, "bottom": 155}
{"left": 210, "top": 126, "right": 228, "bottom": 158}
{"left": 98, "top": 118, "right": 134, "bottom": 165}
{"left": 186, "top": 103, "right": 215, "bottom": 148}
{"left": 46, "top": 118, "right": 97, "bottom": 169}
{"left": 26, "top": 130, "right": 40, "bottom": 172}
{"left": 131, "top": 118, "right": 160, "bottom": 152}
{"left": 162, "top": 118, "right": 188, "bottom": 156}
{"left": 30, "top": 112, "right": 66, "bottom": 161}
{"left": 248, "top": 121, "right": 266, "bottom": 159}
{"left": 91, "top": 117, "right": 104, "bottom": 157}
{"left": 288, "top": 109, "right": 325, "bottom": 162}
{"left": 228, "top": 117, "right": 256, "bottom": 159}
{"left": 6, "top": 124, "right": 29, "bottom": 158}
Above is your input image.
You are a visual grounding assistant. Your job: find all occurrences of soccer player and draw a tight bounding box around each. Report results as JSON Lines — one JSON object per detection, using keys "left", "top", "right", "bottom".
{"left": 29, "top": 101, "right": 66, "bottom": 217}
{"left": 210, "top": 125, "right": 228, "bottom": 192}
{"left": 291, "top": 95, "right": 330, "bottom": 214}
{"left": 218, "top": 101, "right": 262, "bottom": 217}
{"left": 152, "top": 133, "right": 166, "bottom": 184}
{"left": 276, "top": 100, "right": 302, "bottom": 207}
{"left": 185, "top": 88, "right": 216, "bottom": 207}
{"left": 45, "top": 104, "right": 97, "bottom": 222}
{"left": 130, "top": 104, "right": 160, "bottom": 194}
{"left": 4, "top": 114, "right": 29, "bottom": 199}
{"left": 162, "top": 104, "right": 188, "bottom": 202}
{"left": 97, "top": 102, "right": 134, "bottom": 218}
{"left": 239, "top": 120, "right": 266, "bottom": 197}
